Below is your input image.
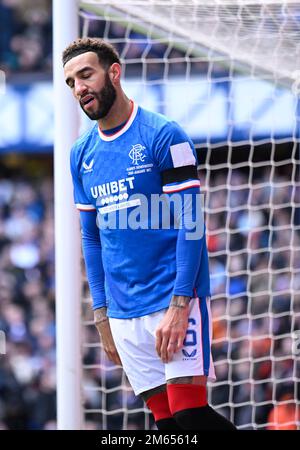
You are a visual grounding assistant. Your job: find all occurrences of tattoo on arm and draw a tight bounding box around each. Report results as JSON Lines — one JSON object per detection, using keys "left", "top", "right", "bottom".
{"left": 94, "top": 307, "right": 108, "bottom": 325}
{"left": 170, "top": 295, "right": 190, "bottom": 309}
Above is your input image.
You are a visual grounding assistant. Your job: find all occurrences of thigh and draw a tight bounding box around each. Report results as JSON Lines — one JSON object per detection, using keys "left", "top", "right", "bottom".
{"left": 167, "top": 375, "right": 207, "bottom": 385}
{"left": 140, "top": 384, "right": 167, "bottom": 402}
{"left": 109, "top": 311, "right": 167, "bottom": 396}
{"left": 165, "top": 297, "right": 216, "bottom": 383}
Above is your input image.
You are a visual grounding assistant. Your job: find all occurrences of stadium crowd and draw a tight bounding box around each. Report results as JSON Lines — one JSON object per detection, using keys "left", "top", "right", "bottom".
{"left": 204, "top": 165, "right": 300, "bottom": 429}
{"left": 0, "top": 169, "right": 56, "bottom": 429}
{"left": 0, "top": 0, "right": 299, "bottom": 431}
{"left": 0, "top": 0, "right": 52, "bottom": 76}
{"left": 0, "top": 0, "right": 206, "bottom": 78}
{"left": 0, "top": 163, "right": 299, "bottom": 429}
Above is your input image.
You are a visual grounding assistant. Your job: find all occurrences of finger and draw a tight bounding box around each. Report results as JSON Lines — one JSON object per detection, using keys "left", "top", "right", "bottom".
{"left": 175, "top": 335, "right": 185, "bottom": 353}
{"left": 155, "top": 330, "right": 162, "bottom": 357}
{"left": 166, "top": 341, "right": 176, "bottom": 363}
{"left": 114, "top": 352, "right": 122, "bottom": 366}
{"left": 106, "top": 347, "right": 122, "bottom": 366}
{"left": 107, "top": 351, "right": 118, "bottom": 365}
{"left": 167, "top": 334, "right": 181, "bottom": 361}
{"left": 160, "top": 335, "right": 170, "bottom": 363}
{"left": 110, "top": 353, "right": 121, "bottom": 366}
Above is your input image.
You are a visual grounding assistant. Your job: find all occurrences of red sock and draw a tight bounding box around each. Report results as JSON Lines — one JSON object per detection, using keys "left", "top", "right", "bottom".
{"left": 167, "top": 384, "right": 207, "bottom": 415}
{"left": 146, "top": 391, "right": 173, "bottom": 421}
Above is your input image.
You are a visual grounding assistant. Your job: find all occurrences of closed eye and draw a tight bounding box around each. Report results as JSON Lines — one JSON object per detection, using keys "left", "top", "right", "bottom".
{"left": 81, "top": 72, "right": 91, "bottom": 79}
{"left": 65, "top": 67, "right": 94, "bottom": 89}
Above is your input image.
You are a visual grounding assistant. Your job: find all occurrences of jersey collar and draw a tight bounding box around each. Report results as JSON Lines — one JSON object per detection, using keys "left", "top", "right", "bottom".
{"left": 98, "top": 101, "right": 138, "bottom": 142}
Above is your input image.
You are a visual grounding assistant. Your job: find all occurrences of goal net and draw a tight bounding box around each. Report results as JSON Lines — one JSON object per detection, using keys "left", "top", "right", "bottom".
{"left": 78, "top": 0, "right": 300, "bottom": 430}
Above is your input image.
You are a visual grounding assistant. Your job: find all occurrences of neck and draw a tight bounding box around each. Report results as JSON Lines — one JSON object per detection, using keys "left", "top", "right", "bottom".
{"left": 98, "top": 93, "right": 132, "bottom": 130}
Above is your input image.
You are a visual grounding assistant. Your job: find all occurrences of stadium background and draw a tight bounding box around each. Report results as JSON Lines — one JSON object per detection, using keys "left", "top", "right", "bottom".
{"left": 0, "top": 0, "right": 299, "bottom": 430}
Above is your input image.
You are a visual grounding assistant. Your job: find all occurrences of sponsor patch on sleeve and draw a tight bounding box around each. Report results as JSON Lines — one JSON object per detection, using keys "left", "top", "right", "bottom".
{"left": 170, "top": 142, "right": 196, "bottom": 168}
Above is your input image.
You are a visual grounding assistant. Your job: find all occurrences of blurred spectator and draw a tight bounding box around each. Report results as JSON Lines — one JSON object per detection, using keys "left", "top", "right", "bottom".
{"left": 0, "top": 0, "right": 52, "bottom": 75}
{"left": 267, "top": 394, "right": 300, "bottom": 430}
{"left": 0, "top": 172, "right": 55, "bottom": 429}
{"left": 205, "top": 164, "right": 300, "bottom": 430}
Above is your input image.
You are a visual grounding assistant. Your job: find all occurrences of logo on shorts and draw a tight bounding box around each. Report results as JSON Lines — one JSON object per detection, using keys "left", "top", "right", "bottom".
{"left": 182, "top": 349, "right": 197, "bottom": 358}
{"left": 182, "top": 318, "right": 197, "bottom": 360}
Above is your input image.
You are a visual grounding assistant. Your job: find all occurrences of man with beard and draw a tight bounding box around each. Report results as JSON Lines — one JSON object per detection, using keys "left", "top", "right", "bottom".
{"left": 63, "top": 38, "right": 236, "bottom": 431}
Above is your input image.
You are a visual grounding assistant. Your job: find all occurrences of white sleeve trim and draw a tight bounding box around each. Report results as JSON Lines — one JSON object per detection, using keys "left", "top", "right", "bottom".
{"left": 76, "top": 203, "right": 96, "bottom": 211}
{"left": 163, "top": 179, "right": 201, "bottom": 193}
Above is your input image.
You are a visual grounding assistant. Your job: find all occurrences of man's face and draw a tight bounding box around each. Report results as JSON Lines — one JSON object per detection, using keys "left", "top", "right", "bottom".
{"left": 64, "top": 51, "right": 116, "bottom": 120}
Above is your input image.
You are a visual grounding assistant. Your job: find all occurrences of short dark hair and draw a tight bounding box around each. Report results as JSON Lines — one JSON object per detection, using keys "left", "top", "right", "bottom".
{"left": 62, "top": 37, "right": 121, "bottom": 68}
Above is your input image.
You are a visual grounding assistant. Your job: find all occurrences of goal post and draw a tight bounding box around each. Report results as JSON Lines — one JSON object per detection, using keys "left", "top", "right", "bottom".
{"left": 53, "top": 0, "right": 83, "bottom": 430}
{"left": 54, "top": 0, "right": 300, "bottom": 430}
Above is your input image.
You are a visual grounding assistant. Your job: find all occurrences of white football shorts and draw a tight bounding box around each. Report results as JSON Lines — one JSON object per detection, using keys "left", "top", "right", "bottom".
{"left": 109, "top": 297, "right": 216, "bottom": 395}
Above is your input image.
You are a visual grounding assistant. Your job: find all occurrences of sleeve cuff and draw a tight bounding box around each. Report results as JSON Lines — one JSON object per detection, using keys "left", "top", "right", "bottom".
{"left": 163, "top": 179, "right": 200, "bottom": 193}
{"left": 92, "top": 299, "right": 107, "bottom": 310}
{"left": 76, "top": 203, "right": 96, "bottom": 211}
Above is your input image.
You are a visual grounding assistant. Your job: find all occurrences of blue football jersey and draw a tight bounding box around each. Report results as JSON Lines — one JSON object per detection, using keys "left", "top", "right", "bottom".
{"left": 70, "top": 102, "right": 210, "bottom": 318}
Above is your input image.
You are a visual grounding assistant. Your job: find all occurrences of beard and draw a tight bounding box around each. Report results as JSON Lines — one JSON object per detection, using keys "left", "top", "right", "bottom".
{"left": 80, "top": 72, "right": 117, "bottom": 120}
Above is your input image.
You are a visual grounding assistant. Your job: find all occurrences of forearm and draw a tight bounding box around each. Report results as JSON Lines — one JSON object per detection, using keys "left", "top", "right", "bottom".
{"left": 93, "top": 306, "right": 122, "bottom": 366}
{"left": 80, "top": 211, "right": 106, "bottom": 309}
{"left": 94, "top": 306, "right": 108, "bottom": 324}
{"left": 173, "top": 188, "right": 204, "bottom": 297}
{"left": 82, "top": 236, "right": 106, "bottom": 309}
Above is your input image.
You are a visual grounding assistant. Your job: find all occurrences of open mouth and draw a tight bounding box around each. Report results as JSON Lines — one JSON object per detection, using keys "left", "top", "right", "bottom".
{"left": 81, "top": 94, "right": 95, "bottom": 106}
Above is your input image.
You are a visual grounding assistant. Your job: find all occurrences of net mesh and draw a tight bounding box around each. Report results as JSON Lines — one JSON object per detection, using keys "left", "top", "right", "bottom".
{"left": 78, "top": 0, "right": 300, "bottom": 430}
{"left": 80, "top": 0, "right": 300, "bottom": 86}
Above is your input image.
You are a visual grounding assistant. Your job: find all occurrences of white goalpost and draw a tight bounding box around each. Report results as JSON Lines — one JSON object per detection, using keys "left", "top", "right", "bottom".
{"left": 53, "top": 0, "right": 83, "bottom": 430}
{"left": 54, "top": 0, "right": 300, "bottom": 430}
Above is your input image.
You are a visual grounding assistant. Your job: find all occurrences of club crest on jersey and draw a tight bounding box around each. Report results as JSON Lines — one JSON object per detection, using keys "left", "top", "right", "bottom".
{"left": 129, "top": 144, "right": 146, "bottom": 166}
{"left": 83, "top": 159, "right": 94, "bottom": 173}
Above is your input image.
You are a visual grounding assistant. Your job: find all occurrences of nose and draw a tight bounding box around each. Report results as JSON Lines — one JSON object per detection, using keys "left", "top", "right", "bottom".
{"left": 74, "top": 79, "right": 88, "bottom": 98}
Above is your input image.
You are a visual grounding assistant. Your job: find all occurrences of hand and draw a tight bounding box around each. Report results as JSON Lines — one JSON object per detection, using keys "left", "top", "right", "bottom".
{"left": 94, "top": 308, "right": 122, "bottom": 366}
{"left": 155, "top": 295, "right": 190, "bottom": 363}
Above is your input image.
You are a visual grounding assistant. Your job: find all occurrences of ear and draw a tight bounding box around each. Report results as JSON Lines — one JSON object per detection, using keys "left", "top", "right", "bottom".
{"left": 108, "top": 63, "right": 121, "bottom": 84}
